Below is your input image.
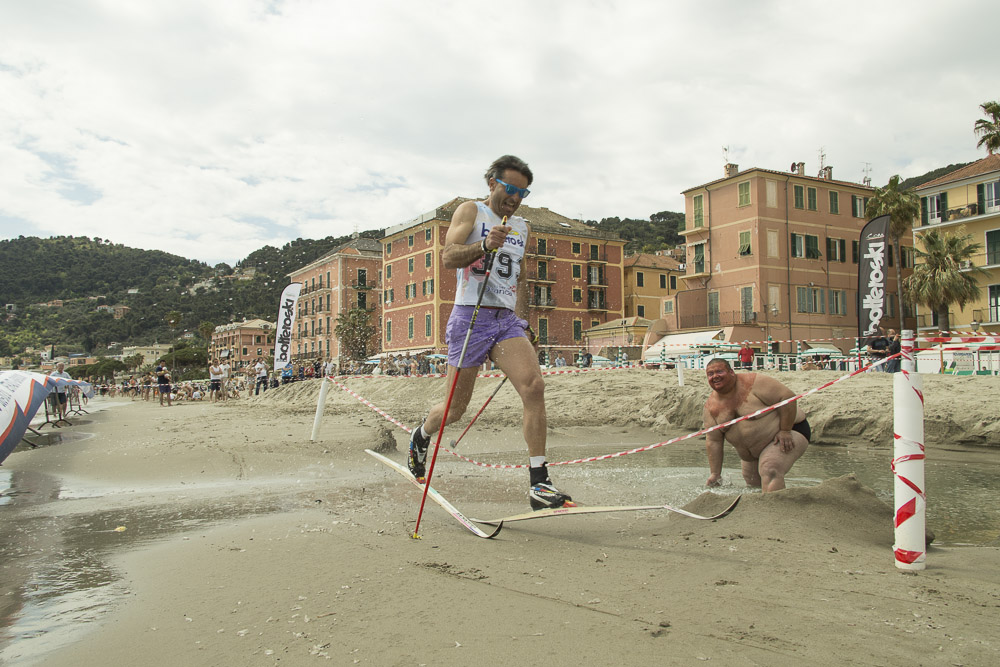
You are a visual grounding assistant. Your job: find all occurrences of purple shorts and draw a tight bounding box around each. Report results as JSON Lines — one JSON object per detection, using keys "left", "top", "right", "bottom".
{"left": 446, "top": 306, "right": 528, "bottom": 368}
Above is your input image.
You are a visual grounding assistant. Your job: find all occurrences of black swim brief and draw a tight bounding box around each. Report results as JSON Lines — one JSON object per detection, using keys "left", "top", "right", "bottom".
{"left": 791, "top": 418, "right": 811, "bottom": 442}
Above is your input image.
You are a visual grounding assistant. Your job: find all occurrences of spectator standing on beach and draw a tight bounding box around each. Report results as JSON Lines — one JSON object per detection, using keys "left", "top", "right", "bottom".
{"left": 554, "top": 352, "right": 566, "bottom": 367}
{"left": 406, "top": 154, "right": 573, "bottom": 511}
{"left": 886, "top": 330, "right": 902, "bottom": 373}
{"left": 867, "top": 327, "right": 890, "bottom": 371}
{"left": 48, "top": 362, "right": 73, "bottom": 419}
{"left": 155, "top": 363, "right": 172, "bottom": 406}
{"left": 219, "top": 358, "right": 231, "bottom": 402}
{"left": 254, "top": 358, "right": 268, "bottom": 395}
{"left": 738, "top": 342, "right": 754, "bottom": 369}
{"left": 702, "top": 359, "right": 809, "bottom": 492}
{"left": 580, "top": 350, "right": 593, "bottom": 368}
{"left": 209, "top": 359, "right": 223, "bottom": 402}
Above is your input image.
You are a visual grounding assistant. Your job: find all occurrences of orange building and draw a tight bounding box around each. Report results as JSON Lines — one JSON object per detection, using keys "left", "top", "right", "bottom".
{"left": 287, "top": 236, "right": 382, "bottom": 365}
{"left": 623, "top": 252, "right": 683, "bottom": 320}
{"left": 666, "top": 161, "right": 916, "bottom": 353}
{"left": 380, "top": 198, "right": 626, "bottom": 358}
{"left": 208, "top": 319, "right": 275, "bottom": 371}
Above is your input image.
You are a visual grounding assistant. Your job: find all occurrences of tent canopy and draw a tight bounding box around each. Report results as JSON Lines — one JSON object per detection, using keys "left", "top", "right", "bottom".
{"left": 644, "top": 329, "right": 725, "bottom": 360}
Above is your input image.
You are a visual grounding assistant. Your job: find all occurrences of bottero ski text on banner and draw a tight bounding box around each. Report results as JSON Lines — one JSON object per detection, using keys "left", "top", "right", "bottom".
{"left": 857, "top": 215, "right": 891, "bottom": 340}
{"left": 274, "top": 283, "right": 303, "bottom": 370}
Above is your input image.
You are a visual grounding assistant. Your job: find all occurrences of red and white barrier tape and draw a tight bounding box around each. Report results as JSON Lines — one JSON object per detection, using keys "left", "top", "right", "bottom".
{"left": 333, "top": 354, "right": 897, "bottom": 470}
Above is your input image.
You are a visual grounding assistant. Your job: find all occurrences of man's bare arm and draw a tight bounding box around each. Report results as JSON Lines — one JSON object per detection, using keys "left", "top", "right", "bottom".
{"left": 441, "top": 201, "right": 512, "bottom": 270}
{"left": 703, "top": 404, "right": 725, "bottom": 486}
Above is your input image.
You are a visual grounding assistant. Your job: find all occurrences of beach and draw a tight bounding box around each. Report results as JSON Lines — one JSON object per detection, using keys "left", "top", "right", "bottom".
{"left": 2, "top": 368, "right": 999, "bottom": 666}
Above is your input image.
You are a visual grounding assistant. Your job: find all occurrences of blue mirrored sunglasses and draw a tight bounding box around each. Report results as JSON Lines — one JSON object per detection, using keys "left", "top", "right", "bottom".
{"left": 495, "top": 178, "right": 530, "bottom": 198}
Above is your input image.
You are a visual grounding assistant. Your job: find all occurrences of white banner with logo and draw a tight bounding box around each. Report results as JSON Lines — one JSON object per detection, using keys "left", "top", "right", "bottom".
{"left": 274, "top": 283, "right": 302, "bottom": 370}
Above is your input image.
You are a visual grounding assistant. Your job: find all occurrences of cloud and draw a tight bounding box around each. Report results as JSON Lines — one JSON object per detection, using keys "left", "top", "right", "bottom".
{"left": 1, "top": 0, "right": 998, "bottom": 264}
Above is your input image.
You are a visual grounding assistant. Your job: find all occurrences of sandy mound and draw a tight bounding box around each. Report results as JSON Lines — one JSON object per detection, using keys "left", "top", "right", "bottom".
{"left": 249, "top": 369, "right": 1000, "bottom": 448}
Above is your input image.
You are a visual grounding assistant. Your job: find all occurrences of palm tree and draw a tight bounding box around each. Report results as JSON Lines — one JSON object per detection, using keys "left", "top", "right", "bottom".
{"left": 974, "top": 100, "right": 1000, "bottom": 155}
{"left": 905, "top": 228, "right": 988, "bottom": 333}
{"left": 866, "top": 174, "right": 920, "bottom": 331}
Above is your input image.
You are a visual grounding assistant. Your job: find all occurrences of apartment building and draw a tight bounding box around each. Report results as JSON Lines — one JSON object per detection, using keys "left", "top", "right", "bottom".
{"left": 287, "top": 237, "right": 383, "bottom": 365}
{"left": 667, "top": 162, "right": 915, "bottom": 353}
{"left": 380, "top": 198, "right": 625, "bottom": 358}
{"left": 208, "top": 319, "right": 275, "bottom": 370}
{"left": 912, "top": 154, "right": 1000, "bottom": 333}
{"left": 623, "top": 253, "right": 683, "bottom": 320}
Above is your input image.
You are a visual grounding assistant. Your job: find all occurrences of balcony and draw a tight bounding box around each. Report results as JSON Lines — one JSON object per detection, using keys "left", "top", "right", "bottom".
{"left": 587, "top": 299, "right": 608, "bottom": 312}
{"left": 586, "top": 274, "right": 608, "bottom": 287}
{"left": 922, "top": 200, "right": 1000, "bottom": 227}
{"left": 351, "top": 280, "right": 377, "bottom": 290}
{"left": 679, "top": 220, "right": 706, "bottom": 236}
{"left": 586, "top": 254, "right": 608, "bottom": 264}
{"left": 526, "top": 269, "right": 557, "bottom": 283}
{"left": 527, "top": 244, "right": 555, "bottom": 258}
{"left": 958, "top": 251, "right": 1000, "bottom": 270}
{"left": 528, "top": 296, "right": 557, "bottom": 308}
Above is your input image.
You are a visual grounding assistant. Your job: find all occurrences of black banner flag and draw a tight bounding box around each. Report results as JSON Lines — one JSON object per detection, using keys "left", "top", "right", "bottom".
{"left": 857, "top": 215, "right": 891, "bottom": 341}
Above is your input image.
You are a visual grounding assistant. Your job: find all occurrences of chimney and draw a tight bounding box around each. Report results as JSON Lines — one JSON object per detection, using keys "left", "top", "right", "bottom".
{"left": 796, "top": 162, "right": 805, "bottom": 175}
{"left": 823, "top": 166, "right": 833, "bottom": 180}
{"left": 724, "top": 163, "right": 739, "bottom": 178}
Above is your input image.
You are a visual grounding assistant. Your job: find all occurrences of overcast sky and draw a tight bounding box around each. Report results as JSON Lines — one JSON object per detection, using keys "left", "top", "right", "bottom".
{"left": 2, "top": 0, "right": 997, "bottom": 266}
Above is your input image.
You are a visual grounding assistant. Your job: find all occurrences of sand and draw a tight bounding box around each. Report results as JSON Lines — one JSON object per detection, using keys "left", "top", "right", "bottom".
{"left": 2, "top": 368, "right": 999, "bottom": 666}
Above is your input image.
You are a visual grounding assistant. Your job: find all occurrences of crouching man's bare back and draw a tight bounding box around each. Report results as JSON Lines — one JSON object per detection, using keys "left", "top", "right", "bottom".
{"left": 702, "top": 359, "right": 809, "bottom": 492}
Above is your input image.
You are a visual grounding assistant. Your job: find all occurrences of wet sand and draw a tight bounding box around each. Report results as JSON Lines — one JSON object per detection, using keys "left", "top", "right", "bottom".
{"left": 2, "top": 369, "right": 999, "bottom": 666}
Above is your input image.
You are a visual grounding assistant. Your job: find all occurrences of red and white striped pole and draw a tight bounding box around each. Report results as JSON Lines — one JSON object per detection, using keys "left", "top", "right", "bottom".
{"left": 893, "top": 329, "right": 926, "bottom": 570}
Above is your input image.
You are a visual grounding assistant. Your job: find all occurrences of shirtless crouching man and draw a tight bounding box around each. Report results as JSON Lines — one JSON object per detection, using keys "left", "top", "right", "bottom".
{"left": 702, "top": 359, "right": 810, "bottom": 492}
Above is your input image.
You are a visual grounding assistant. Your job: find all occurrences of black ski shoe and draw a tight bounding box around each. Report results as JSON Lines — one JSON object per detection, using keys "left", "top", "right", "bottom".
{"left": 408, "top": 424, "right": 430, "bottom": 481}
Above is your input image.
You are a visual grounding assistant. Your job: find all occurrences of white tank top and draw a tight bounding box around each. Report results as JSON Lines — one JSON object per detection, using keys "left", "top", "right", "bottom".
{"left": 453, "top": 201, "right": 527, "bottom": 309}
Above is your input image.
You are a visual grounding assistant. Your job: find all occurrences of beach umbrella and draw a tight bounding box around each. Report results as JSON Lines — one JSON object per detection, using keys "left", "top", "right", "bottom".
{"left": 0, "top": 371, "right": 94, "bottom": 464}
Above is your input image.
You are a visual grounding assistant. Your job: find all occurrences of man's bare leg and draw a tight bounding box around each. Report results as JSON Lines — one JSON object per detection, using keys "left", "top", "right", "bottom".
{"left": 741, "top": 460, "right": 762, "bottom": 488}
{"left": 489, "top": 336, "right": 546, "bottom": 456}
{"left": 421, "top": 365, "right": 479, "bottom": 434}
{"left": 756, "top": 431, "right": 809, "bottom": 492}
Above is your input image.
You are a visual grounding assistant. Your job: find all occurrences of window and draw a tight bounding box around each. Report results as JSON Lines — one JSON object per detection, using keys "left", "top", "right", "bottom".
{"left": 793, "top": 233, "right": 821, "bottom": 259}
{"left": 407, "top": 258, "right": 414, "bottom": 272}
{"left": 670, "top": 275, "right": 677, "bottom": 290}
{"left": 318, "top": 274, "right": 323, "bottom": 288}
{"left": 663, "top": 299, "right": 674, "bottom": 314}
{"left": 739, "top": 230, "right": 752, "bottom": 256}
{"left": 425, "top": 314, "right": 432, "bottom": 337}
{"left": 852, "top": 195, "right": 869, "bottom": 218}
{"left": 538, "top": 261, "right": 548, "bottom": 280}
{"left": 767, "top": 229, "right": 779, "bottom": 258}
{"left": 537, "top": 238, "right": 547, "bottom": 255}
{"left": 407, "top": 234, "right": 414, "bottom": 247}
{"left": 693, "top": 194, "right": 704, "bottom": 227}
{"left": 738, "top": 181, "right": 751, "bottom": 207}
{"left": 425, "top": 228, "right": 432, "bottom": 242}
{"left": 573, "top": 320, "right": 582, "bottom": 341}
{"left": 708, "top": 292, "right": 720, "bottom": 326}
{"left": 637, "top": 305, "right": 645, "bottom": 318}
{"left": 572, "top": 264, "right": 581, "bottom": 279}
{"left": 829, "top": 191, "right": 840, "bottom": 214}
{"left": 573, "top": 288, "right": 582, "bottom": 303}
{"left": 901, "top": 246, "right": 915, "bottom": 269}
{"left": 572, "top": 242, "right": 581, "bottom": 254}
{"left": 982, "top": 180, "right": 1000, "bottom": 213}
{"left": 807, "top": 187, "right": 818, "bottom": 211}
{"left": 693, "top": 243, "right": 706, "bottom": 273}
{"left": 796, "top": 286, "right": 826, "bottom": 313}
{"left": 386, "top": 320, "right": 392, "bottom": 342}
{"left": 407, "top": 316, "right": 414, "bottom": 339}
{"left": 989, "top": 284, "right": 1000, "bottom": 323}
{"left": 987, "top": 230, "right": 1000, "bottom": 265}
{"left": 538, "top": 319, "right": 548, "bottom": 344}
{"left": 827, "top": 238, "right": 846, "bottom": 262}
{"left": 591, "top": 320, "right": 600, "bottom": 328}
{"left": 425, "top": 252, "right": 432, "bottom": 268}
{"left": 386, "top": 242, "right": 392, "bottom": 255}
{"left": 766, "top": 180, "right": 777, "bottom": 208}
{"left": 637, "top": 272, "right": 644, "bottom": 287}
{"left": 828, "top": 290, "right": 848, "bottom": 316}
{"left": 740, "top": 286, "right": 753, "bottom": 322}
{"left": 768, "top": 285, "right": 780, "bottom": 313}
{"left": 386, "top": 264, "right": 392, "bottom": 279}
{"left": 590, "top": 244, "right": 600, "bottom": 260}
{"left": 852, "top": 239, "right": 859, "bottom": 264}
{"left": 659, "top": 274, "right": 666, "bottom": 289}
{"left": 358, "top": 268, "right": 367, "bottom": 286}
{"left": 921, "top": 194, "right": 943, "bottom": 224}
{"left": 793, "top": 184, "right": 805, "bottom": 209}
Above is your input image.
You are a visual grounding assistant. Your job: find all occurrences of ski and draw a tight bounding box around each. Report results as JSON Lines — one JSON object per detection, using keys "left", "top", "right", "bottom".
{"left": 365, "top": 449, "right": 502, "bottom": 539}
{"left": 470, "top": 495, "right": 740, "bottom": 526}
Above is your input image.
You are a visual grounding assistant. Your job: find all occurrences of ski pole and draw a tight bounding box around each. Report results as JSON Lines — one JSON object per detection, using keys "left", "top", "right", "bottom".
{"left": 448, "top": 376, "right": 508, "bottom": 450}
{"left": 413, "top": 224, "right": 501, "bottom": 539}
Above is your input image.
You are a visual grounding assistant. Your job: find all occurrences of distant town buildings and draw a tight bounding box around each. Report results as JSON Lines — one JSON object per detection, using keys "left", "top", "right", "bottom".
{"left": 208, "top": 319, "right": 275, "bottom": 369}
{"left": 912, "top": 153, "right": 1000, "bottom": 334}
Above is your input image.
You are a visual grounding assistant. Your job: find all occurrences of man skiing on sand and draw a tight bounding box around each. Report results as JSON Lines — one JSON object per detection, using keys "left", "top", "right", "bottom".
{"left": 408, "top": 155, "right": 574, "bottom": 511}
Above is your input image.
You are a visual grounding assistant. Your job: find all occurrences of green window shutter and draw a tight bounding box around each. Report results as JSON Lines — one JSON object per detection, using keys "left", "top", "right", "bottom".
{"left": 826, "top": 237, "right": 835, "bottom": 258}
{"left": 796, "top": 286, "right": 808, "bottom": 313}
{"left": 805, "top": 235, "right": 820, "bottom": 259}
{"left": 818, "top": 289, "right": 826, "bottom": 314}
{"left": 794, "top": 185, "right": 804, "bottom": 209}
{"left": 940, "top": 192, "right": 948, "bottom": 216}
{"left": 808, "top": 188, "right": 817, "bottom": 211}
{"left": 978, "top": 183, "right": 986, "bottom": 212}
{"left": 852, "top": 240, "right": 859, "bottom": 263}
{"left": 839, "top": 239, "right": 847, "bottom": 263}
{"left": 921, "top": 197, "right": 928, "bottom": 225}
